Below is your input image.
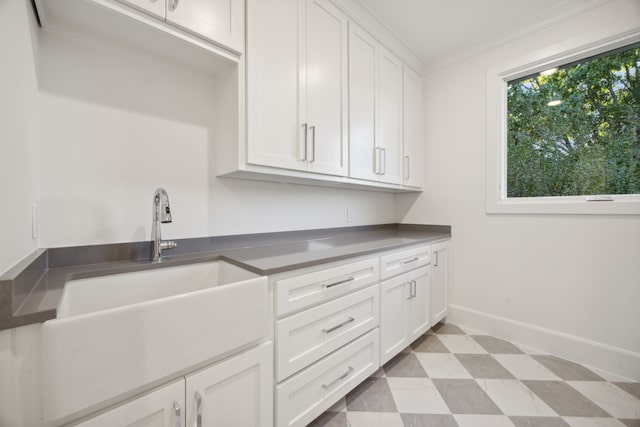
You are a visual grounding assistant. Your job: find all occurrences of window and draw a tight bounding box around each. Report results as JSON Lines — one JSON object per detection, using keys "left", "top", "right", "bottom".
{"left": 507, "top": 43, "right": 640, "bottom": 199}
{"left": 486, "top": 31, "right": 640, "bottom": 215}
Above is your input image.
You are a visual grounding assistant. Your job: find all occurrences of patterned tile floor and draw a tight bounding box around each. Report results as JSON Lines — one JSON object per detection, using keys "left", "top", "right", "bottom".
{"left": 308, "top": 323, "right": 640, "bottom": 427}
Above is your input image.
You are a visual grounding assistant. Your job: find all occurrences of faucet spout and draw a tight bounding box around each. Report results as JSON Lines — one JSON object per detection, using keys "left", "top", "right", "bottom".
{"left": 151, "top": 188, "right": 177, "bottom": 262}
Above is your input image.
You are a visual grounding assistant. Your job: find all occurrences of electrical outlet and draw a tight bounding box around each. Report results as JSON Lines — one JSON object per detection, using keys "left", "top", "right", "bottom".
{"left": 347, "top": 208, "right": 353, "bottom": 223}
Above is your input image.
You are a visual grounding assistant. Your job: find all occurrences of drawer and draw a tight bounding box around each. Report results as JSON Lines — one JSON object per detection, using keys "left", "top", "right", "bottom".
{"left": 275, "top": 257, "right": 379, "bottom": 317}
{"left": 380, "top": 245, "right": 431, "bottom": 280}
{"left": 276, "top": 285, "right": 379, "bottom": 381}
{"left": 276, "top": 329, "right": 379, "bottom": 427}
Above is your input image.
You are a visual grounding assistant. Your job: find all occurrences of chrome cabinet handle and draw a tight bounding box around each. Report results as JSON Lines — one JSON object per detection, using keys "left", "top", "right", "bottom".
{"left": 381, "top": 148, "right": 386, "bottom": 175}
{"left": 169, "top": 0, "right": 179, "bottom": 11}
{"left": 402, "top": 257, "right": 419, "bottom": 265}
{"left": 322, "top": 317, "right": 355, "bottom": 334}
{"left": 309, "top": 125, "right": 316, "bottom": 163}
{"left": 434, "top": 251, "right": 439, "bottom": 267}
{"left": 321, "top": 366, "right": 354, "bottom": 389}
{"left": 405, "top": 155, "right": 410, "bottom": 180}
{"left": 194, "top": 391, "right": 202, "bottom": 427}
{"left": 173, "top": 402, "right": 182, "bottom": 427}
{"left": 407, "top": 280, "right": 417, "bottom": 299}
{"left": 322, "top": 276, "right": 354, "bottom": 289}
{"left": 375, "top": 147, "right": 381, "bottom": 174}
{"left": 301, "top": 123, "right": 308, "bottom": 161}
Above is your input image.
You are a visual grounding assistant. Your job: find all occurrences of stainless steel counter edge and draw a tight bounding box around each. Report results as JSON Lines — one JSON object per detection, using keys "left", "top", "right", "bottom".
{"left": 0, "top": 223, "right": 451, "bottom": 331}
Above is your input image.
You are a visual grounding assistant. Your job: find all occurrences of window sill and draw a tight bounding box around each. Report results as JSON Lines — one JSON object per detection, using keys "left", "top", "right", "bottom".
{"left": 487, "top": 195, "right": 640, "bottom": 215}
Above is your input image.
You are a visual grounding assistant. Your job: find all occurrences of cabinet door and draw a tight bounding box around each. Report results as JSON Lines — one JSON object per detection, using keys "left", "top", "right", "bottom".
{"left": 246, "top": 0, "right": 307, "bottom": 172}
{"left": 403, "top": 66, "right": 423, "bottom": 188}
{"left": 73, "top": 380, "right": 184, "bottom": 427}
{"left": 186, "top": 342, "right": 273, "bottom": 427}
{"left": 377, "top": 48, "right": 403, "bottom": 184}
{"left": 407, "top": 266, "right": 431, "bottom": 342}
{"left": 380, "top": 275, "right": 410, "bottom": 365}
{"left": 116, "top": 0, "right": 165, "bottom": 20}
{"left": 348, "top": 22, "right": 378, "bottom": 181}
{"left": 431, "top": 241, "right": 449, "bottom": 325}
{"left": 166, "top": 0, "right": 244, "bottom": 53}
{"left": 304, "top": 0, "right": 348, "bottom": 176}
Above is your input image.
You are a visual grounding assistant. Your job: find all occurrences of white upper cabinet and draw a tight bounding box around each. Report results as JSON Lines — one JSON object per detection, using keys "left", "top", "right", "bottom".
{"left": 348, "top": 22, "right": 378, "bottom": 182}
{"left": 304, "top": 0, "right": 349, "bottom": 176}
{"left": 247, "top": 0, "right": 348, "bottom": 177}
{"left": 377, "top": 48, "right": 404, "bottom": 185}
{"left": 115, "top": 0, "right": 244, "bottom": 53}
{"left": 348, "top": 24, "right": 412, "bottom": 186}
{"left": 403, "top": 66, "right": 424, "bottom": 188}
{"left": 246, "top": 0, "right": 304, "bottom": 172}
{"left": 165, "top": 0, "right": 244, "bottom": 53}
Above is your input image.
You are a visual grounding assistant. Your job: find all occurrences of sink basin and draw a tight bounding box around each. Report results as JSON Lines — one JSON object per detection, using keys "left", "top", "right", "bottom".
{"left": 41, "top": 260, "right": 268, "bottom": 421}
{"left": 57, "top": 260, "right": 259, "bottom": 317}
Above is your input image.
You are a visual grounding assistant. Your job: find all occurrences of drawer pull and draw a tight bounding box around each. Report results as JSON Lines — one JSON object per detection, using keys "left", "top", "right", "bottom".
{"left": 402, "top": 257, "right": 419, "bottom": 265}
{"left": 321, "top": 366, "right": 354, "bottom": 389}
{"left": 322, "top": 317, "right": 355, "bottom": 334}
{"left": 322, "top": 276, "right": 355, "bottom": 289}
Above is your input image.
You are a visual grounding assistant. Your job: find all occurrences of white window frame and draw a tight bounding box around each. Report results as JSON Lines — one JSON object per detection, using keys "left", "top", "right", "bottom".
{"left": 486, "top": 29, "right": 640, "bottom": 215}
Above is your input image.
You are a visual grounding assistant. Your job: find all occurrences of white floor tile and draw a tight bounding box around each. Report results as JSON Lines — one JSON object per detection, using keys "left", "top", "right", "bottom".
{"left": 567, "top": 381, "right": 640, "bottom": 419}
{"left": 387, "top": 377, "right": 450, "bottom": 414}
{"left": 438, "top": 335, "right": 488, "bottom": 354}
{"left": 415, "top": 353, "right": 473, "bottom": 379}
{"left": 346, "top": 411, "right": 404, "bottom": 427}
{"left": 476, "top": 379, "right": 557, "bottom": 416}
{"left": 563, "top": 417, "right": 627, "bottom": 427}
{"left": 454, "top": 414, "right": 516, "bottom": 427}
{"left": 492, "top": 354, "right": 561, "bottom": 380}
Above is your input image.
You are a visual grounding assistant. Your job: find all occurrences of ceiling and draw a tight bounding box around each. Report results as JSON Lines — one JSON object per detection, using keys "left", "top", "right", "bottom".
{"left": 357, "top": 0, "right": 588, "bottom": 65}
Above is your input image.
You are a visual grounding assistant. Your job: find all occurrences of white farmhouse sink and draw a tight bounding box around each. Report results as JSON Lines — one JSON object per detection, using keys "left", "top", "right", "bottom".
{"left": 41, "top": 261, "right": 268, "bottom": 421}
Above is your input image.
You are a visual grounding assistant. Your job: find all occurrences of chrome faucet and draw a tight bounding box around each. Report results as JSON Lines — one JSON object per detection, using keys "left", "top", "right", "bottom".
{"left": 151, "top": 188, "right": 177, "bottom": 262}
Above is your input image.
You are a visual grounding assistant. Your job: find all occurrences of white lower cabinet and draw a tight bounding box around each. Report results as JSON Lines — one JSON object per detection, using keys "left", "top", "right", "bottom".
{"left": 380, "top": 266, "right": 431, "bottom": 365}
{"left": 431, "top": 240, "right": 450, "bottom": 325}
{"left": 276, "top": 329, "right": 379, "bottom": 427}
{"left": 276, "top": 285, "right": 379, "bottom": 381}
{"left": 69, "top": 240, "right": 449, "bottom": 427}
{"left": 186, "top": 342, "right": 273, "bottom": 427}
{"left": 73, "top": 342, "right": 273, "bottom": 427}
{"left": 71, "top": 380, "right": 185, "bottom": 427}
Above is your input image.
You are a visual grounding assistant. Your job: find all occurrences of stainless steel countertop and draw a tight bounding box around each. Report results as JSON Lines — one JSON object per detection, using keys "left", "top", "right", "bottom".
{"left": 0, "top": 224, "right": 450, "bottom": 330}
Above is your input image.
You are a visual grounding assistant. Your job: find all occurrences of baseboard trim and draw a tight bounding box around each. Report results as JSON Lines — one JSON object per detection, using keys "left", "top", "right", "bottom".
{"left": 448, "top": 304, "right": 640, "bottom": 382}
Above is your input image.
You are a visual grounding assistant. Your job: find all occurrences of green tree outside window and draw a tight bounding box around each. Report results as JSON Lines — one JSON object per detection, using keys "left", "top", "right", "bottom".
{"left": 507, "top": 43, "right": 640, "bottom": 198}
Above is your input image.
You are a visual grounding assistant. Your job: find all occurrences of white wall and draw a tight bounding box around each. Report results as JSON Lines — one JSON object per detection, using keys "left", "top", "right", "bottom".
{"left": 401, "top": 0, "right": 640, "bottom": 380}
{"left": 28, "top": 11, "right": 398, "bottom": 249}
{"left": 0, "top": 0, "right": 39, "bottom": 275}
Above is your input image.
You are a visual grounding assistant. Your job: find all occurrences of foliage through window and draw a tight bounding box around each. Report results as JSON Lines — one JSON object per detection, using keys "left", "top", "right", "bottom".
{"left": 506, "top": 43, "right": 640, "bottom": 198}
